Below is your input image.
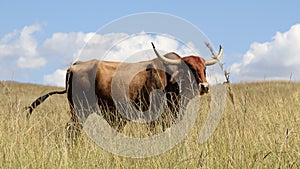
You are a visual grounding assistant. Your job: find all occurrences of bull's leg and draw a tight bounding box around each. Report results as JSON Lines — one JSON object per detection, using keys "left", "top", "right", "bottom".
{"left": 147, "top": 121, "right": 157, "bottom": 135}
{"left": 115, "top": 117, "right": 128, "bottom": 133}
{"left": 162, "top": 92, "right": 181, "bottom": 131}
{"left": 109, "top": 111, "right": 128, "bottom": 133}
{"left": 161, "top": 118, "right": 170, "bottom": 132}
{"left": 65, "top": 116, "right": 82, "bottom": 147}
{"left": 101, "top": 108, "right": 128, "bottom": 133}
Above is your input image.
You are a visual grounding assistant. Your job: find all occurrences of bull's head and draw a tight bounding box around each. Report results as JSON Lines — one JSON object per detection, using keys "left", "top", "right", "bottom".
{"left": 151, "top": 42, "right": 223, "bottom": 95}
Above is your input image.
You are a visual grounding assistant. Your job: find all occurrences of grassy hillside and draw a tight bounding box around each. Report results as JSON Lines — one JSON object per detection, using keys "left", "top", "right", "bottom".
{"left": 0, "top": 81, "right": 299, "bottom": 168}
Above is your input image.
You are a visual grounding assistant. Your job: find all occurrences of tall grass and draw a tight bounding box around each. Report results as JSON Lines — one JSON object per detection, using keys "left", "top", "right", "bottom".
{"left": 0, "top": 81, "right": 299, "bottom": 168}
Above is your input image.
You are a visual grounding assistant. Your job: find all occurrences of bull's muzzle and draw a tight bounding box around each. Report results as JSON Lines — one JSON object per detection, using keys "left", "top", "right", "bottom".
{"left": 199, "top": 83, "right": 209, "bottom": 95}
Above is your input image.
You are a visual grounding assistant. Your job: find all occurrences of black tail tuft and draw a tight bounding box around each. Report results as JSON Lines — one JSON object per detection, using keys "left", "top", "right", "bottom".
{"left": 26, "top": 90, "right": 66, "bottom": 117}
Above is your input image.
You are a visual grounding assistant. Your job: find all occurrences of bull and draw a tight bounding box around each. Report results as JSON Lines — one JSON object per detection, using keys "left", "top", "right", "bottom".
{"left": 26, "top": 42, "right": 223, "bottom": 140}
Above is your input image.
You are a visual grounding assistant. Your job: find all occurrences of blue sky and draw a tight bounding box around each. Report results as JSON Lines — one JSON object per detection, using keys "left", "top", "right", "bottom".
{"left": 1, "top": 0, "right": 300, "bottom": 86}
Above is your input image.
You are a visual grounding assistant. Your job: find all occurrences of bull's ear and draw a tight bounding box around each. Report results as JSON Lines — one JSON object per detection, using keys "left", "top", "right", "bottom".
{"left": 146, "top": 64, "right": 154, "bottom": 71}
{"left": 170, "top": 69, "right": 184, "bottom": 84}
{"left": 170, "top": 70, "right": 179, "bottom": 84}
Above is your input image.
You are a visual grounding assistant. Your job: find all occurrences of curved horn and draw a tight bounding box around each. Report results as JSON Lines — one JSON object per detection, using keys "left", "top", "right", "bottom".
{"left": 205, "top": 45, "right": 223, "bottom": 66}
{"left": 151, "top": 42, "right": 181, "bottom": 65}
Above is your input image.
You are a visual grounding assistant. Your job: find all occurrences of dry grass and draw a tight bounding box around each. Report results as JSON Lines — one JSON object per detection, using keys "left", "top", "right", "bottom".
{"left": 0, "top": 81, "right": 299, "bottom": 168}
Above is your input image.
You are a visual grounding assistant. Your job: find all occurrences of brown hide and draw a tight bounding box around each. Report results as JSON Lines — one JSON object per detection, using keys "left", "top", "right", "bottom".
{"left": 67, "top": 58, "right": 170, "bottom": 130}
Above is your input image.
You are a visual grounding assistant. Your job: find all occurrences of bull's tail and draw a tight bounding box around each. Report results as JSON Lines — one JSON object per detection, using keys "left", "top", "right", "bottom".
{"left": 26, "top": 68, "right": 72, "bottom": 116}
{"left": 26, "top": 90, "right": 66, "bottom": 115}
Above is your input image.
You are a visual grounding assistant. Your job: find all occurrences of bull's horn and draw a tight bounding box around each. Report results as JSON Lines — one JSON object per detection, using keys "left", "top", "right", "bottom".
{"left": 151, "top": 42, "right": 181, "bottom": 65}
{"left": 205, "top": 45, "right": 223, "bottom": 66}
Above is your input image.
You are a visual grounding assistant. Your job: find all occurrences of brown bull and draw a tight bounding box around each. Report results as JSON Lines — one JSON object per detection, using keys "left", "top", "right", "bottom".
{"left": 26, "top": 42, "right": 223, "bottom": 139}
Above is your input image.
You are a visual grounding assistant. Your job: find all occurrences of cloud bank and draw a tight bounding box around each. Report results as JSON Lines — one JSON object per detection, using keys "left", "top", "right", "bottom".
{"left": 231, "top": 24, "right": 300, "bottom": 81}
{"left": 4, "top": 23, "right": 299, "bottom": 86}
{"left": 43, "top": 69, "right": 67, "bottom": 87}
{"left": 1, "top": 24, "right": 208, "bottom": 86}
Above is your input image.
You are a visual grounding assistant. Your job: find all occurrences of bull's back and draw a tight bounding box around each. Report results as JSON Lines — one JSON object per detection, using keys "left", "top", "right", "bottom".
{"left": 68, "top": 59, "right": 160, "bottom": 108}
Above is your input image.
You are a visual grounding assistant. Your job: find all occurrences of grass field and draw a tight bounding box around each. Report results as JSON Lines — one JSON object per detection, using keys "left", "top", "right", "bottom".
{"left": 0, "top": 81, "right": 299, "bottom": 168}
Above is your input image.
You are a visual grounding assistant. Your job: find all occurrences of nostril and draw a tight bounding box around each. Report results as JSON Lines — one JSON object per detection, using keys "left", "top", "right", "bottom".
{"left": 201, "top": 85, "right": 209, "bottom": 92}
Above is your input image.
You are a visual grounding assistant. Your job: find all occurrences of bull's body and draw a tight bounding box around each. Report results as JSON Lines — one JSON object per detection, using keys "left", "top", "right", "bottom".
{"left": 27, "top": 42, "right": 223, "bottom": 141}
{"left": 68, "top": 58, "right": 173, "bottom": 132}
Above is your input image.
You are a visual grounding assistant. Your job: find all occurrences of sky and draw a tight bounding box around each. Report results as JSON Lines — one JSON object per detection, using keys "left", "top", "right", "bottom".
{"left": 1, "top": 0, "right": 300, "bottom": 86}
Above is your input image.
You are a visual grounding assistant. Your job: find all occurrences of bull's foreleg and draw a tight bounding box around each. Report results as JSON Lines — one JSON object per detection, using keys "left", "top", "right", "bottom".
{"left": 101, "top": 108, "right": 128, "bottom": 133}
{"left": 109, "top": 112, "right": 128, "bottom": 133}
{"left": 115, "top": 118, "right": 128, "bottom": 133}
{"left": 147, "top": 121, "right": 158, "bottom": 135}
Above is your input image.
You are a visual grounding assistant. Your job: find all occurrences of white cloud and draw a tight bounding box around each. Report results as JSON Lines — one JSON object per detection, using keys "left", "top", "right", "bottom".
{"left": 1, "top": 23, "right": 220, "bottom": 86}
{"left": 41, "top": 32, "right": 88, "bottom": 61}
{"left": 103, "top": 33, "right": 199, "bottom": 62}
{"left": 75, "top": 32, "right": 129, "bottom": 61}
{"left": 0, "top": 24, "right": 46, "bottom": 69}
{"left": 43, "top": 69, "right": 66, "bottom": 86}
{"left": 17, "top": 56, "right": 47, "bottom": 68}
{"left": 231, "top": 24, "right": 300, "bottom": 81}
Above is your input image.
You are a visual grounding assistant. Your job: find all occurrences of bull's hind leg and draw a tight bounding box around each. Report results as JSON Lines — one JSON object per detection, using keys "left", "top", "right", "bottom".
{"left": 65, "top": 116, "right": 82, "bottom": 147}
{"left": 106, "top": 111, "right": 128, "bottom": 133}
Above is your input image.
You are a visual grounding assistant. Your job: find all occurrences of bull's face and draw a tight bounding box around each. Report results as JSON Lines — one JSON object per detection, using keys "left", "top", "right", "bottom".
{"left": 151, "top": 42, "right": 223, "bottom": 95}
{"left": 181, "top": 56, "right": 209, "bottom": 95}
